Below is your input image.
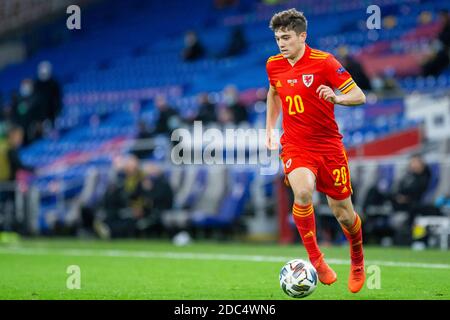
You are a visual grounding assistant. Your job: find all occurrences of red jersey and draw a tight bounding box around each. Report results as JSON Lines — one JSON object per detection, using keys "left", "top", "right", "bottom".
{"left": 266, "top": 44, "right": 356, "bottom": 154}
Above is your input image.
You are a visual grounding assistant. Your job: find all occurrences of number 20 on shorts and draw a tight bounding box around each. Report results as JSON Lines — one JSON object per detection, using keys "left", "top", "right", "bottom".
{"left": 286, "top": 95, "right": 304, "bottom": 115}
{"left": 333, "top": 166, "right": 347, "bottom": 186}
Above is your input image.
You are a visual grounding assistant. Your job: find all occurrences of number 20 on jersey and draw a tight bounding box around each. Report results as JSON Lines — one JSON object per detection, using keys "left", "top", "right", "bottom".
{"left": 286, "top": 95, "right": 304, "bottom": 115}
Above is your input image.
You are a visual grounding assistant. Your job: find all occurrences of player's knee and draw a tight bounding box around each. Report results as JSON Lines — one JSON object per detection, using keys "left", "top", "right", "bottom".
{"left": 294, "top": 189, "right": 313, "bottom": 205}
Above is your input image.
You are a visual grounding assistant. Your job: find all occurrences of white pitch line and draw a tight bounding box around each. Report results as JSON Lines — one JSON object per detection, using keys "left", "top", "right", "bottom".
{"left": 0, "top": 247, "right": 449, "bottom": 270}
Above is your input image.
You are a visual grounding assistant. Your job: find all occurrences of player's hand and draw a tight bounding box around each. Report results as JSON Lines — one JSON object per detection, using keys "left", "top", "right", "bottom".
{"left": 265, "top": 128, "right": 279, "bottom": 150}
{"left": 317, "top": 85, "right": 341, "bottom": 104}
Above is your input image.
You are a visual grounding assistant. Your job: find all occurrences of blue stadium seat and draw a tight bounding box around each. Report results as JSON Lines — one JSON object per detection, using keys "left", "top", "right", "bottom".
{"left": 190, "top": 169, "right": 252, "bottom": 228}
{"left": 422, "top": 163, "right": 440, "bottom": 204}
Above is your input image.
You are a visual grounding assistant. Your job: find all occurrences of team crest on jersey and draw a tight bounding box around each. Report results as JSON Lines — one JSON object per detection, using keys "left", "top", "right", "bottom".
{"left": 302, "top": 74, "right": 314, "bottom": 87}
{"left": 285, "top": 158, "right": 292, "bottom": 169}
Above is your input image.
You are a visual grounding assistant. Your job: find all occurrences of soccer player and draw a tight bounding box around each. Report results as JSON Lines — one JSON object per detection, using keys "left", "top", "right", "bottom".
{"left": 265, "top": 9, "right": 366, "bottom": 293}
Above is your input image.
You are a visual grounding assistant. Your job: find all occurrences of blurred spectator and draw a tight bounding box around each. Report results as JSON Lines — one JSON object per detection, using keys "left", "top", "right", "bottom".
{"left": 437, "top": 10, "right": 450, "bottom": 48}
{"left": 222, "top": 85, "right": 249, "bottom": 124}
{"left": 392, "top": 155, "right": 431, "bottom": 214}
{"left": 217, "top": 106, "right": 234, "bottom": 126}
{"left": 422, "top": 50, "right": 450, "bottom": 77}
{"left": 222, "top": 26, "right": 247, "bottom": 58}
{"left": 337, "top": 46, "right": 372, "bottom": 91}
{"left": 138, "top": 163, "right": 174, "bottom": 236}
{"left": 380, "top": 68, "right": 400, "bottom": 92}
{"left": 363, "top": 154, "right": 432, "bottom": 244}
{"left": 133, "top": 95, "right": 182, "bottom": 159}
{"left": 12, "top": 76, "right": 52, "bottom": 145}
{"left": 0, "top": 126, "right": 34, "bottom": 231}
{"left": 0, "top": 91, "right": 15, "bottom": 135}
{"left": 182, "top": 31, "right": 205, "bottom": 62}
{"left": 34, "top": 61, "right": 62, "bottom": 129}
{"left": 93, "top": 155, "right": 145, "bottom": 238}
{"left": 91, "top": 155, "right": 173, "bottom": 239}
{"left": 364, "top": 155, "right": 431, "bottom": 214}
{"left": 4, "top": 91, "right": 18, "bottom": 125}
{"left": 152, "top": 95, "right": 181, "bottom": 136}
{"left": 422, "top": 10, "right": 450, "bottom": 76}
{"left": 195, "top": 93, "right": 218, "bottom": 125}
{"left": 13, "top": 79, "right": 40, "bottom": 145}
{"left": 0, "top": 125, "right": 34, "bottom": 182}
{"left": 132, "top": 96, "right": 181, "bottom": 159}
{"left": 132, "top": 120, "right": 154, "bottom": 159}
{"left": 371, "top": 68, "right": 401, "bottom": 95}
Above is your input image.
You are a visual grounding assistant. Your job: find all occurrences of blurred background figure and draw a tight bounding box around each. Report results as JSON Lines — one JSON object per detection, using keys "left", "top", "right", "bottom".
{"left": 222, "top": 85, "right": 249, "bottom": 125}
{"left": 363, "top": 154, "right": 434, "bottom": 245}
{"left": 221, "top": 26, "right": 248, "bottom": 58}
{"left": 421, "top": 10, "right": 450, "bottom": 76}
{"left": 182, "top": 31, "right": 205, "bottom": 62}
{"left": 88, "top": 155, "right": 174, "bottom": 239}
{"left": 392, "top": 155, "right": 431, "bottom": 215}
{"left": 152, "top": 95, "right": 181, "bottom": 136}
{"left": 132, "top": 95, "right": 181, "bottom": 159}
{"left": 34, "top": 61, "right": 62, "bottom": 130}
{"left": 0, "top": 126, "right": 35, "bottom": 181}
{"left": 132, "top": 120, "right": 154, "bottom": 160}
{"left": 0, "top": 125, "right": 34, "bottom": 232}
{"left": 14, "top": 79, "right": 38, "bottom": 145}
{"left": 194, "top": 92, "right": 218, "bottom": 125}
{"left": 139, "top": 162, "right": 174, "bottom": 236}
{"left": 92, "top": 154, "right": 146, "bottom": 239}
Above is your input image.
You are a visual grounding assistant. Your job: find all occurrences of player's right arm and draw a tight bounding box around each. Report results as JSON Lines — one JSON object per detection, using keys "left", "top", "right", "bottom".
{"left": 266, "top": 84, "right": 282, "bottom": 150}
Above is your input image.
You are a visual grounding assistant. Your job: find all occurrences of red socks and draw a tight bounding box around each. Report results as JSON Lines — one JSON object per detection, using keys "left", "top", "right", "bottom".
{"left": 292, "top": 203, "right": 322, "bottom": 265}
{"left": 292, "top": 203, "right": 364, "bottom": 267}
{"left": 341, "top": 213, "right": 364, "bottom": 265}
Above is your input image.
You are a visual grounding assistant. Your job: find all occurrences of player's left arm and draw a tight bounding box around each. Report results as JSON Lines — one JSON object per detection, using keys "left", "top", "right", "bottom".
{"left": 317, "top": 84, "right": 366, "bottom": 106}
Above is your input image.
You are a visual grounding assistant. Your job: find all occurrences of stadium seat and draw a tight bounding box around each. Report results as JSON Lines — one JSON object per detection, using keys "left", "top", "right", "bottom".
{"left": 190, "top": 169, "right": 252, "bottom": 229}
{"left": 422, "top": 163, "right": 440, "bottom": 204}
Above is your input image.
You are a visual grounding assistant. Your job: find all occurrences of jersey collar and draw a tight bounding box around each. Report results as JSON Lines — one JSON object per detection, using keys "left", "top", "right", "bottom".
{"left": 287, "top": 44, "right": 310, "bottom": 68}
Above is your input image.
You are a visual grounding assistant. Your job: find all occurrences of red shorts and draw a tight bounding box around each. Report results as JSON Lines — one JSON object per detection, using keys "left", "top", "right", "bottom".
{"left": 280, "top": 145, "right": 353, "bottom": 200}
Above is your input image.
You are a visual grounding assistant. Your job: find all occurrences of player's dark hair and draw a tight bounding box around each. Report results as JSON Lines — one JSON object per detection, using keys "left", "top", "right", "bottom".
{"left": 269, "top": 8, "right": 307, "bottom": 34}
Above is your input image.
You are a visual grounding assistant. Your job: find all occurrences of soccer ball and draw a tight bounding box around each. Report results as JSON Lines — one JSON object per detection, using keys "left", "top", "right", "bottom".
{"left": 279, "top": 259, "right": 318, "bottom": 298}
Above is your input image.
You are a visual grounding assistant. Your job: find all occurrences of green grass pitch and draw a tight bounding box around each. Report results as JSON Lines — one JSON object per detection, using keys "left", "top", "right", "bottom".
{"left": 0, "top": 239, "right": 449, "bottom": 300}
